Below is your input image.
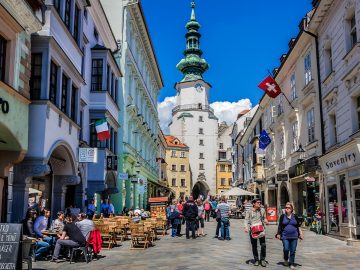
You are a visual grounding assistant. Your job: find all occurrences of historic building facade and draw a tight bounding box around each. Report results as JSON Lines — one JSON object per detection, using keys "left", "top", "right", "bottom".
{"left": 0, "top": 0, "right": 42, "bottom": 222}
{"left": 216, "top": 123, "right": 232, "bottom": 195}
{"left": 311, "top": 0, "right": 360, "bottom": 240}
{"left": 169, "top": 1, "right": 218, "bottom": 198}
{"left": 102, "top": 0, "right": 164, "bottom": 210}
{"left": 164, "top": 136, "right": 191, "bottom": 200}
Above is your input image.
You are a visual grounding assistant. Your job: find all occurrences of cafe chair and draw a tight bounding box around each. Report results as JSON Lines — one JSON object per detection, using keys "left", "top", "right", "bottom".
{"left": 69, "top": 243, "right": 92, "bottom": 264}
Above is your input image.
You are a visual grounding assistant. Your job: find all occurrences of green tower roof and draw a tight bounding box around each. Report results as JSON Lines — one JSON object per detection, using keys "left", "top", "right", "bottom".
{"left": 176, "top": 0, "right": 209, "bottom": 82}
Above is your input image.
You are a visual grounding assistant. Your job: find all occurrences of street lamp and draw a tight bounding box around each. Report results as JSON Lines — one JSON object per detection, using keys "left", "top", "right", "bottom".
{"left": 296, "top": 144, "right": 306, "bottom": 163}
{"left": 135, "top": 161, "right": 141, "bottom": 174}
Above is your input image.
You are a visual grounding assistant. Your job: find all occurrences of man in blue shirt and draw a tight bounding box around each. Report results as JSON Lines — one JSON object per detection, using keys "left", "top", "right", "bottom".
{"left": 33, "top": 209, "right": 52, "bottom": 259}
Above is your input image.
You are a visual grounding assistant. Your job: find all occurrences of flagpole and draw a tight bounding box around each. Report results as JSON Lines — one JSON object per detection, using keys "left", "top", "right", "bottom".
{"left": 267, "top": 69, "right": 295, "bottom": 111}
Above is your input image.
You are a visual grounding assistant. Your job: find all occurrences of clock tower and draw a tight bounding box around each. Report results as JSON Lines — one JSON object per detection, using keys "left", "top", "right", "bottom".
{"left": 169, "top": 0, "right": 218, "bottom": 198}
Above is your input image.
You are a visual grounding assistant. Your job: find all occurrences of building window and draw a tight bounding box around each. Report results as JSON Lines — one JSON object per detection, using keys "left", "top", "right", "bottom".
{"left": 114, "top": 131, "right": 117, "bottom": 154}
{"left": 172, "top": 178, "right": 176, "bottom": 187}
{"left": 0, "top": 36, "right": 6, "bottom": 82}
{"left": 219, "top": 151, "right": 226, "bottom": 160}
{"left": 84, "top": 8, "right": 88, "bottom": 20}
{"left": 199, "top": 164, "right": 204, "bottom": 170}
{"left": 199, "top": 153, "right": 204, "bottom": 159}
{"left": 307, "top": 108, "right": 315, "bottom": 143}
{"left": 91, "top": 59, "right": 103, "bottom": 91}
{"left": 324, "top": 43, "right": 333, "bottom": 77}
{"left": 221, "top": 178, "right": 226, "bottom": 186}
{"left": 350, "top": 15, "right": 357, "bottom": 49}
{"left": 49, "top": 61, "right": 58, "bottom": 105}
{"left": 220, "top": 164, "right": 226, "bottom": 172}
{"left": 228, "top": 178, "right": 232, "bottom": 186}
{"left": 291, "top": 121, "right": 298, "bottom": 152}
{"left": 357, "top": 96, "right": 360, "bottom": 130}
{"left": 30, "top": 53, "right": 42, "bottom": 100}
{"left": 180, "top": 151, "right": 185, "bottom": 158}
{"left": 304, "top": 52, "right": 312, "bottom": 85}
{"left": 330, "top": 114, "right": 337, "bottom": 145}
{"left": 199, "top": 139, "right": 204, "bottom": 146}
{"left": 171, "top": 150, "right": 176, "bottom": 157}
{"left": 61, "top": 74, "right": 69, "bottom": 114}
{"left": 171, "top": 164, "right": 176, "bottom": 171}
{"left": 228, "top": 165, "right": 232, "bottom": 172}
{"left": 94, "top": 28, "right": 98, "bottom": 41}
{"left": 181, "top": 179, "right": 186, "bottom": 187}
{"left": 277, "top": 95, "right": 284, "bottom": 116}
{"left": 106, "top": 65, "right": 111, "bottom": 92}
{"left": 199, "top": 128, "right": 203, "bottom": 134}
{"left": 64, "top": 0, "right": 71, "bottom": 31}
{"left": 199, "top": 116, "right": 203, "bottom": 122}
{"left": 290, "top": 73, "right": 296, "bottom": 100}
{"left": 71, "top": 85, "right": 77, "bottom": 121}
{"left": 54, "top": 0, "right": 61, "bottom": 14}
{"left": 79, "top": 109, "right": 83, "bottom": 140}
{"left": 219, "top": 143, "right": 224, "bottom": 149}
{"left": 73, "top": 4, "right": 81, "bottom": 44}
{"left": 180, "top": 165, "right": 185, "bottom": 172}
{"left": 279, "top": 132, "right": 284, "bottom": 159}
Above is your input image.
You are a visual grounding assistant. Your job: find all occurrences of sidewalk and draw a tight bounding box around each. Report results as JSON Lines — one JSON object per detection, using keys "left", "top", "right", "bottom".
{"left": 31, "top": 218, "right": 360, "bottom": 270}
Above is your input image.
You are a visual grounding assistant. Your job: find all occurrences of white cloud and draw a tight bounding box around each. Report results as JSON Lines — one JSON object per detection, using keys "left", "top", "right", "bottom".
{"left": 158, "top": 96, "right": 252, "bottom": 134}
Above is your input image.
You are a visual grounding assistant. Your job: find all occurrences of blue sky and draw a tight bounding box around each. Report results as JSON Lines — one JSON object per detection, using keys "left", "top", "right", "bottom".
{"left": 142, "top": 0, "right": 313, "bottom": 105}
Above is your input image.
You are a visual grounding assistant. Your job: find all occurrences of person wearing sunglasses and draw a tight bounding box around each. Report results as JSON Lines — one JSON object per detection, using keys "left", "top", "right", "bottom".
{"left": 276, "top": 202, "right": 304, "bottom": 269}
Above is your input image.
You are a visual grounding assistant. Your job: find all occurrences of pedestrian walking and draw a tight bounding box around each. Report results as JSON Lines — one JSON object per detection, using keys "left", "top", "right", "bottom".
{"left": 204, "top": 199, "right": 212, "bottom": 222}
{"left": 213, "top": 206, "right": 222, "bottom": 238}
{"left": 276, "top": 202, "right": 304, "bottom": 269}
{"left": 169, "top": 205, "right": 181, "bottom": 237}
{"left": 244, "top": 198, "right": 268, "bottom": 267}
{"left": 183, "top": 196, "right": 198, "bottom": 239}
{"left": 196, "top": 199, "right": 206, "bottom": 237}
{"left": 216, "top": 197, "right": 231, "bottom": 240}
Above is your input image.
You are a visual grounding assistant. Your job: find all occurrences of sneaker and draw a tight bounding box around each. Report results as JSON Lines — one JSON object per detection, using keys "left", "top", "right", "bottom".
{"left": 289, "top": 265, "right": 295, "bottom": 269}
{"left": 260, "top": 260, "right": 266, "bottom": 267}
{"left": 213, "top": 235, "right": 218, "bottom": 238}
{"left": 254, "top": 260, "right": 260, "bottom": 266}
{"left": 284, "top": 261, "right": 289, "bottom": 267}
{"left": 50, "top": 258, "right": 61, "bottom": 263}
{"left": 218, "top": 237, "right": 224, "bottom": 240}
{"left": 226, "top": 237, "right": 231, "bottom": 240}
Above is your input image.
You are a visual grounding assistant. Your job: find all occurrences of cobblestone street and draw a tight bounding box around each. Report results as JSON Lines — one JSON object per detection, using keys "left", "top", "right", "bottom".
{"left": 32, "top": 219, "right": 360, "bottom": 270}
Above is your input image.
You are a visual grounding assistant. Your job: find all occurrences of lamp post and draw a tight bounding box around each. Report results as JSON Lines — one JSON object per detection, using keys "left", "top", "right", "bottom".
{"left": 296, "top": 144, "right": 306, "bottom": 163}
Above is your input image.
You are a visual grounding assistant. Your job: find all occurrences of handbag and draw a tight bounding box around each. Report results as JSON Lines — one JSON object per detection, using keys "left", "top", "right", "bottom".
{"left": 250, "top": 209, "right": 265, "bottom": 239}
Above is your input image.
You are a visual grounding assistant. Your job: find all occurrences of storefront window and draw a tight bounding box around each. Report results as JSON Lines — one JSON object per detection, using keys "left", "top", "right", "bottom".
{"left": 340, "top": 175, "right": 348, "bottom": 223}
{"left": 328, "top": 184, "right": 338, "bottom": 229}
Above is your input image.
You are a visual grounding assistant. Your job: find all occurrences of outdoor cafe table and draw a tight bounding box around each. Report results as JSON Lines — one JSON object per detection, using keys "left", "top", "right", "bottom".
{"left": 41, "top": 230, "right": 63, "bottom": 236}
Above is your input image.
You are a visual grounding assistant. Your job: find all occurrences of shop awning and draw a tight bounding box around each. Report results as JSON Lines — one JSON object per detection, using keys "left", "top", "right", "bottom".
{"left": 221, "top": 187, "right": 257, "bottom": 196}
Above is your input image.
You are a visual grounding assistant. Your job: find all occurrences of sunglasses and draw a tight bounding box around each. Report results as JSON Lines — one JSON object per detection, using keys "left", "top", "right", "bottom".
{"left": 285, "top": 207, "right": 292, "bottom": 209}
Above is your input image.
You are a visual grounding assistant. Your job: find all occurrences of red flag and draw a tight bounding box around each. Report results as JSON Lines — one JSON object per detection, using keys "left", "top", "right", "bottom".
{"left": 258, "top": 76, "right": 282, "bottom": 98}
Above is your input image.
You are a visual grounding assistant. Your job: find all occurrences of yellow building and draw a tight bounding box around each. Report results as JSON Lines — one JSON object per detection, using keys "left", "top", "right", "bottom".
{"left": 165, "top": 136, "right": 191, "bottom": 200}
{"left": 216, "top": 161, "right": 232, "bottom": 195}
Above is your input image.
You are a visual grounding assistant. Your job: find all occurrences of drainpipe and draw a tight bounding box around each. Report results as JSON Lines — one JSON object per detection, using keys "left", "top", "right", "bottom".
{"left": 303, "top": 28, "right": 329, "bottom": 237}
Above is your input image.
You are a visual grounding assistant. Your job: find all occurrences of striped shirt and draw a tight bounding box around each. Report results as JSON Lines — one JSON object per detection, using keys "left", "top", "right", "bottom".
{"left": 217, "top": 202, "right": 230, "bottom": 218}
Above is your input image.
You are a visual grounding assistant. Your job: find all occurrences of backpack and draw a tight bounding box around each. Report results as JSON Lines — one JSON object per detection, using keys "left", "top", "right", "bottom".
{"left": 204, "top": 203, "right": 211, "bottom": 211}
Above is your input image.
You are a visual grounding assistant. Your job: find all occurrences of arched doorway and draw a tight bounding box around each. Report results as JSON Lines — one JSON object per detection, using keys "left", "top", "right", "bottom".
{"left": 280, "top": 183, "right": 289, "bottom": 210}
{"left": 192, "top": 181, "right": 210, "bottom": 200}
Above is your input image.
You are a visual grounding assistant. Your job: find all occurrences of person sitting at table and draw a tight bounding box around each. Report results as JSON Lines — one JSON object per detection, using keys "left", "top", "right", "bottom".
{"left": 101, "top": 199, "right": 110, "bottom": 217}
{"left": 33, "top": 209, "right": 53, "bottom": 259}
{"left": 51, "top": 215, "right": 86, "bottom": 262}
{"left": 109, "top": 199, "right": 115, "bottom": 215}
{"left": 134, "top": 207, "right": 141, "bottom": 216}
{"left": 52, "top": 211, "right": 65, "bottom": 231}
{"left": 76, "top": 213, "right": 95, "bottom": 241}
{"left": 23, "top": 209, "right": 37, "bottom": 237}
{"left": 132, "top": 212, "right": 141, "bottom": 223}
{"left": 87, "top": 199, "right": 96, "bottom": 220}
{"left": 140, "top": 209, "right": 149, "bottom": 219}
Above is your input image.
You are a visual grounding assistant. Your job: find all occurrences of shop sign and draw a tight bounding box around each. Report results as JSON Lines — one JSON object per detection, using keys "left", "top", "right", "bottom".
{"left": 277, "top": 174, "right": 288, "bottom": 182}
{"left": 323, "top": 151, "right": 358, "bottom": 173}
{"left": 79, "top": 148, "right": 98, "bottom": 163}
{"left": 106, "top": 156, "right": 118, "bottom": 171}
{"left": 266, "top": 207, "right": 277, "bottom": 222}
{"left": 130, "top": 177, "right": 139, "bottom": 183}
{"left": 118, "top": 173, "right": 128, "bottom": 180}
{"left": 0, "top": 223, "right": 22, "bottom": 269}
{"left": 0, "top": 97, "right": 10, "bottom": 114}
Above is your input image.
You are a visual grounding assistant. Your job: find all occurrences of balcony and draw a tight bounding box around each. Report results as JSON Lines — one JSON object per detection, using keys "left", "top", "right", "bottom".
{"left": 172, "top": 104, "right": 214, "bottom": 115}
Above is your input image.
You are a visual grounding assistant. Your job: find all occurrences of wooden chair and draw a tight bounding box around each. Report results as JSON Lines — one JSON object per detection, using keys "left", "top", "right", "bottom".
{"left": 156, "top": 217, "right": 167, "bottom": 236}
{"left": 144, "top": 221, "right": 156, "bottom": 243}
{"left": 129, "top": 224, "right": 149, "bottom": 250}
{"left": 96, "top": 224, "right": 113, "bottom": 250}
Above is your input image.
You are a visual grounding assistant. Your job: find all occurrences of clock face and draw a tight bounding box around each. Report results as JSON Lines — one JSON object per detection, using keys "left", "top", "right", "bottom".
{"left": 195, "top": 83, "right": 203, "bottom": 93}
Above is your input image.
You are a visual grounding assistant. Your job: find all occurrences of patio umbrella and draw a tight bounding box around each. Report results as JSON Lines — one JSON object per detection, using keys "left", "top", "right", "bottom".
{"left": 29, "top": 188, "right": 42, "bottom": 196}
{"left": 222, "top": 187, "right": 257, "bottom": 196}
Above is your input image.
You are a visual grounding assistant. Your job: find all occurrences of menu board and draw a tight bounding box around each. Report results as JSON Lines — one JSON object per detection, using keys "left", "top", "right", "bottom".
{"left": 0, "top": 223, "right": 22, "bottom": 270}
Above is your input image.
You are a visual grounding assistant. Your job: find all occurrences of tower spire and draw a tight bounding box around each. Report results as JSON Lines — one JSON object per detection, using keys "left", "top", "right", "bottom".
{"left": 176, "top": 0, "right": 209, "bottom": 82}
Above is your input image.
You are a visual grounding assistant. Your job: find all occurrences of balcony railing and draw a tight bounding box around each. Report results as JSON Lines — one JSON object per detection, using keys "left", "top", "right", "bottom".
{"left": 172, "top": 104, "right": 214, "bottom": 115}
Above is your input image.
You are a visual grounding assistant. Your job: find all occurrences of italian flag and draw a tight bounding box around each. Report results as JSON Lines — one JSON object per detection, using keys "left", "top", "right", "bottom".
{"left": 95, "top": 119, "right": 111, "bottom": 141}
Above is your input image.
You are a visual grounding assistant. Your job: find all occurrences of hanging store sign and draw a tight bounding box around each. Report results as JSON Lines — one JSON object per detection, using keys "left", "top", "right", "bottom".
{"left": 118, "top": 173, "right": 128, "bottom": 180}
{"left": 324, "top": 152, "right": 358, "bottom": 172}
{"left": 79, "top": 148, "right": 98, "bottom": 163}
{"left": 0, "top": 97, "right": 10, "bottom": 114}
{"left": 106, "top": 156, "right": 118, "bottom": 171}
{"left": 276, "top": 174, "right": 288, "bottom": 182}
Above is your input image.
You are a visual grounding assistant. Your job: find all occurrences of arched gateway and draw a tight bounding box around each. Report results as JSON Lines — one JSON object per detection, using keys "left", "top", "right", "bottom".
{"left": 192, "top": 181, "right": 210, "bottom": 200}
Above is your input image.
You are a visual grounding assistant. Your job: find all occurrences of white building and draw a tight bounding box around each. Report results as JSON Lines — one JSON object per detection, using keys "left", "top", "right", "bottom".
{"left": 312, "top": 0, "right": 360, "bottom": 241}
{"left": 169, "top": 1, "right": 218, "bottom": 198}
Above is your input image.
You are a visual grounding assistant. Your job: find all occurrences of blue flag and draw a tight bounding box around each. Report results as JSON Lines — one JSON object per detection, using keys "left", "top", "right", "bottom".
{"left": 259, "top": 130, "right": 271, "bottom": 150}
